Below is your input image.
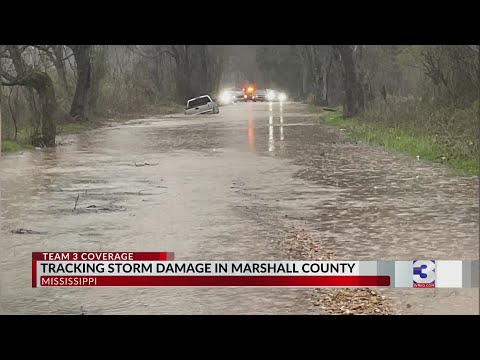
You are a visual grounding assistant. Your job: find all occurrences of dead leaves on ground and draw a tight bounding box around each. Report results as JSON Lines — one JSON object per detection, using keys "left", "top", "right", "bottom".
{"left": 280, "top": 228, "right": 334, "bottom": 261}
{"left": 311, "top": 288, "right": 393, "bottom": 315}
{"left": 278, "top": 227, "right": 394, "bottom": 315}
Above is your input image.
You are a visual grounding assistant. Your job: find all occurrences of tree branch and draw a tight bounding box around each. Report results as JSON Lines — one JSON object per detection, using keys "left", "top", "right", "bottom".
{"left": 1, "top": 81, "right": 20, "bottom": 86}
{"left": 159, "top": 49, "right": 175, "bottom": 58}
{"left": 170, "top": 45, "right": 180, "bottom": 62}
{"left": 32, "top": 45, "right": 59, "bottom": 65}
{"left": 6, "top": 45, "right": 27, "bottom": 75}
{"left": 128, "top": 45, "right": 158, "bottom": 60}
{"left": 59, "top": 53, "right": 75, "bottom": 62}
{"left": 33, "top": 45, "right": 55, "bottom": 55}
{"left": 0, "top": 68, "right": 18, "bottom": 83}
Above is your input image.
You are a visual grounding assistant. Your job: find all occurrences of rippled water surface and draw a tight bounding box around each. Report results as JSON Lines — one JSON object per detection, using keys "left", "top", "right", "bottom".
{"left": 1, "top": 102, "right": 478, "bottom": 314}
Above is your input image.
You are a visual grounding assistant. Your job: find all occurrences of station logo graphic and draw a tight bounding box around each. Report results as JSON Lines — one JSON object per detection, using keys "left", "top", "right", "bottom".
{"left": 413, "top": 260, "right": 436, "bottom": 288}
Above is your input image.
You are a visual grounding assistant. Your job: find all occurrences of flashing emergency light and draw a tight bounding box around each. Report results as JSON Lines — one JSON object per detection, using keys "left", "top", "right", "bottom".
{"left": 243, "top": 85, "right": 256, "bottom": 94}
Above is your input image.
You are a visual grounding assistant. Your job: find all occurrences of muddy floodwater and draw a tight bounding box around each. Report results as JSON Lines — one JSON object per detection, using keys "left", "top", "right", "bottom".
{"left": 1, "top": 102, "right": 478, "bottom": 314}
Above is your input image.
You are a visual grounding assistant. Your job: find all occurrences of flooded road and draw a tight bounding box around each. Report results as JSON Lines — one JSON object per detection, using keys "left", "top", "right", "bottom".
{"left": 1, "top": 102, "right": 478, "bottom": 314}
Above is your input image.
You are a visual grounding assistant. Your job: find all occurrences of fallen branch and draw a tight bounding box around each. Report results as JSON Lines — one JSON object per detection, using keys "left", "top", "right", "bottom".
{"left": 323, "top": 107, "right": 337, "bottom": 112}
{"left": 78, "top": 205, "right": 127, "bottom": 212}
{"left": 73, "top": 194, "right": 80, "bottom": 211}
{"left": 85, "top": 205, "right": 111, "bottom": 211}
{"left": 11, "top": 228, "right": 46, "bottom": 234}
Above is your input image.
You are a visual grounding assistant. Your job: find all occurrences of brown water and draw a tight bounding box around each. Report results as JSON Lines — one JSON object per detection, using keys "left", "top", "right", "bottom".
{"left": 1, "top": 102, "right": 478, "bottom": 314}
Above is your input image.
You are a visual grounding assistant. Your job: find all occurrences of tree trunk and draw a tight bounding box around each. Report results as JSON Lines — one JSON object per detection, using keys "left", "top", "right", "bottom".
{"left": 324, "top": 50, "right": 333, "bottom": 106}
{"left": 52, "top": 46, "right": 71, "bottom": 97}
{"left": 175, "top": 71, "right": 190, "bottom": 102}
{"left": 171, "top": 45, "right": 193, "bottom": 102}
{"left": 311, "top": 46, "right": 326, "bottom": 106}
{"left": 335, "top": 45, "right": 364, "bottom": 117}
{"left": 152, "top": 47, "right": 164, "bottom": 94}
{"left": 322, "top": 65, "right": 328, "bottom": 106}
{"left": 0, "top": 44, "right": 3, "bottom": 155}
{"left": 30, "top": 72, "right": 57, "bottom": 146}
{"left": 69, "top": 45, "right": 92, "bottom": 121}
{"left": 297, "top": 45, "right": 312, "bottom": 98}
{"left": 7, "top": 72, "right": 59, "bottom": 147}
{"left": 7, "top": 87, "right": 18, "bottom": 140}
{"left": 88, "top": 46, "right": 107, "bottom": 115}
{"left": 302, "top": 65, "right": 309, "bottom": 97}
{"left": 199, "top": 45, "right": 209, "bottom": 93}
{"left": 0, "top": 74, "right": 2, "bottom": 155}
{"left": 2, "top": 45, "right": 57, "bottom": 147}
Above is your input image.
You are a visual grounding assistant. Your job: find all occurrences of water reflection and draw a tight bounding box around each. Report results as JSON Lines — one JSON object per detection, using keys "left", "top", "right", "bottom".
{"left": 247, "top": 112, "right": 255, "bottom": 152}
{"left": 1, "top": 101, "right": 478, "bottom": 315}
{"left": 269, "top": 115, "right": 274, "bottom": 152}
{"left": 280, "top": 115, "right": 284, "bottom": 141}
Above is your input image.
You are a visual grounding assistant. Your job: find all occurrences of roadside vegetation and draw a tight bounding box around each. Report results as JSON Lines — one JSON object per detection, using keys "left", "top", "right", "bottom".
{"left": 292, "top": 45, "right": 479, "bottom": 176}
{"left": 2, "top": 45, "right": 479, "bottom": 168}
{"left": 1, "top": 45, "right": 221, "bottom": 154}
{"left": 1, "top": 102, "right": 183, "bottom": 154}
{"left": 1, "top": 140, "right": 33, "bottom": 153}
{"left": 313, "top": 101, "right": 478, "bottom": 176}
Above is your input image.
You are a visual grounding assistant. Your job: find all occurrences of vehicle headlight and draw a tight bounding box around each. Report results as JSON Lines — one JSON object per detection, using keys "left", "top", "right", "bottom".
{"left": 278, "top": 93, "right": 287, "bottom": 102}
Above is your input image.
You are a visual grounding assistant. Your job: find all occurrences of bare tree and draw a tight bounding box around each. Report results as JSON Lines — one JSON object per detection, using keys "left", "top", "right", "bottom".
{"left": 295, "top": 46, "right": 331, "bottom": 104}
{"left": 310, "top": 46, "right": 330, "bottom": 105}
{"left": 0, "top": 45, "right": 3, "bottom": 154}
{"left": 88, "top": 45, "right": 108, "bottom": 114}
{"left": 334, "top": 45, "right": 364, "bottom": 117}
{"left": 166, "top": 45, "right": 194, "bottom": 101}
{"left": 34, "top": 45, "right": 73, "bottom": 97}
{"left": 324, "top": 47, "right": 334, "bottom": 106}
{"left": 158, "top": 45, "right": 224, "bottom": 101}
{"left": 1, "top": 45, "right": 58, "bottom": 146}
{"left": 202, "top": 45, "right": 225, "bottom": 95}
{"left": 296, "top": 45, "right": 312, "bottom": 98}
{"left": 68, "top": 45, "right": 92, "bottom": 121}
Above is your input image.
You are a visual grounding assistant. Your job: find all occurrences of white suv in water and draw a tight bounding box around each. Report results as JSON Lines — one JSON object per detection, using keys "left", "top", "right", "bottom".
{"left": 184, "top": 95, "right": 219, "bottom": 115}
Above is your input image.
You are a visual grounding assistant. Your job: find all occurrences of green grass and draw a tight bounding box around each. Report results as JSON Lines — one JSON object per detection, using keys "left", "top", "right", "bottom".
{"left": 1, "top": 140, "right": 33, "bottom": 153}
{"left": 308, "top": 104, "right": 323, "bottom": 113}
{"left": 319, "top": 111, "right": 479, "bottom": 176}
{"left": 2, "top": 122, "right": 97, "bottom": 155}
{"left": 2, "top": 103, "right": 186, "bottom": 156}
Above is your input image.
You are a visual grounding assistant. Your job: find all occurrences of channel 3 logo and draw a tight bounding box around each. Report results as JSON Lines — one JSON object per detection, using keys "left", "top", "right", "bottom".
{"left": 413, "top": 260, "right": 436, "bottom": 288}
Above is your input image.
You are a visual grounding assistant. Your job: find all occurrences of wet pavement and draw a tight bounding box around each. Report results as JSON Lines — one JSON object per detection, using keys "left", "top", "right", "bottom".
{"left": 0, "top": 101, "right": 478, "bottom": 314}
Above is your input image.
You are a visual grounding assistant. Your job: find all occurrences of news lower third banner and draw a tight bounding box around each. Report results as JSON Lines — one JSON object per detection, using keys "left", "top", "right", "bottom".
{"left": 32, "top": 252, "right": 480, "bottom": 288}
